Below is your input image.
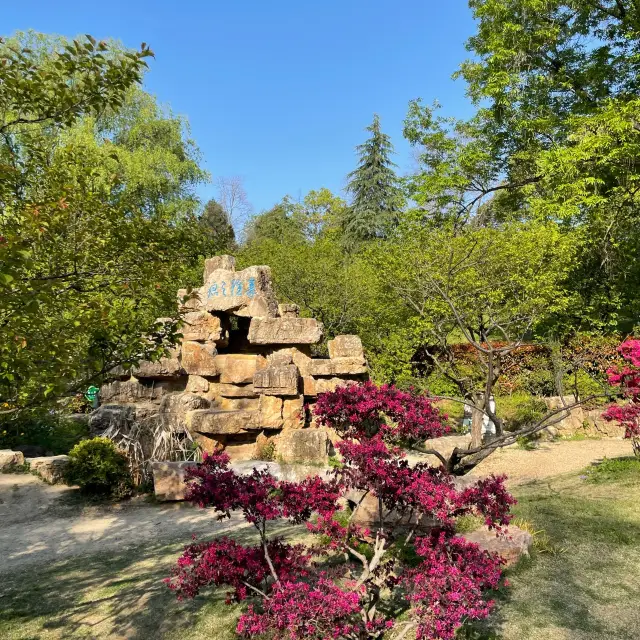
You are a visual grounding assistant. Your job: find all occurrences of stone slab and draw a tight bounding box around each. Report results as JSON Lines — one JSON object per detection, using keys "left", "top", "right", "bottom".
{"left": 212, "top": 382, "right": 259, "bottom": 398}
{"left": 202, "top": 265, "right": 278, "bottom": 318}
{"left": 99, "top": 379, "right": 185, "bottom": 404}
{"left": 203, "top": 255, "right": 236, "bottom": 281}
{"left": 181, "top": 311, "right": 228, "bottom": 344}
{"left": 0, "top": 449, "right": 25, "bottom": 470}
{"left": 463, "top": 526, "right": 533, "bottom": 567}
{"left": 258, "top": 395, "right": 284, "bottom": 429}
{"left": 30, "top": 455, "right": 69, "bottom": 484}
{"left": 181, "top": 341, "right": 218, "bottom": 376}
{"left": 253, "top": 364, "right": 299, "bottom": 396}
{"left": 275, "top": 429, "right": 331, "bottom": 464}
{"left": 151, "top": 461, "right": 200, "bottom": 501}
{"left": 283, "top": 395, "right": 305, "bottom": 429}
{"left": 187, "top": 409, "right": 258, "bottom": 434}
{"left": 328, "top": 335, "right": 364, "bottom": 359}
{"left": 215, "top": 354, "right": 267, "bottom": 384}
{"left": 303, "top": 377, "right": 356, "bottom": 397}
{"left": 132, "top": 348, "right": 184, "bottom": 379}
{"left": 309, "top": 357, "right": 367, "bottom": 376}
{"left": 248, "top": 317, "right": 324, "bottom": 345}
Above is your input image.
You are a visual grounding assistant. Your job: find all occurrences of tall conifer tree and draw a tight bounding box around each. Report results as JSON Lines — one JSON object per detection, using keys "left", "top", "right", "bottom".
{"left": 343, "top": 114, "right": 402, "bottom": 246}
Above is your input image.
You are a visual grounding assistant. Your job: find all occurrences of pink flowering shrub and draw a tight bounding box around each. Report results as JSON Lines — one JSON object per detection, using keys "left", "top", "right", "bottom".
{"left": 167, "top": 382, "right": 515, "bottom": 640}
{"left": 603, "top": 339, "right": 640, "bottom": 456}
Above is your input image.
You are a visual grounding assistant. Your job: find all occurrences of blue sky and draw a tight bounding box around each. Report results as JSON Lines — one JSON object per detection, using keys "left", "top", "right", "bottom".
{"left": 5, "top": 1, "right": 477, "bottom": 213}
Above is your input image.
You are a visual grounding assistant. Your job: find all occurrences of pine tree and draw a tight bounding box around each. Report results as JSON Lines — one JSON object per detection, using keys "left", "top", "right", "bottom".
{"left": 343, "top": 114, "right": 402, "bottom": 246}
{"left": 200, "top": 199, "right": 236, "bottom": 252}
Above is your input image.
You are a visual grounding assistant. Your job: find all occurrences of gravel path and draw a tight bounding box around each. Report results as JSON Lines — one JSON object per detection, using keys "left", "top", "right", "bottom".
{"left": 0, "top": 439, "right": 631, "bottom": 574}
{"left": 469, "top": 438, "right": 632, "bottom": 485}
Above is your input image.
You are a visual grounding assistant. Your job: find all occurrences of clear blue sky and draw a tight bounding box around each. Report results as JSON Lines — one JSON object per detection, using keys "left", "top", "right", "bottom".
{"left": 4, "top": 1, "right": 477, "bottom": 213}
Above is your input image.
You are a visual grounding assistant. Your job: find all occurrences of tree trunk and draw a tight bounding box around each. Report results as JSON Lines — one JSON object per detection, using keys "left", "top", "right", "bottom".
{"left": 470, "top": 393, "right": 485, "bottom": 448}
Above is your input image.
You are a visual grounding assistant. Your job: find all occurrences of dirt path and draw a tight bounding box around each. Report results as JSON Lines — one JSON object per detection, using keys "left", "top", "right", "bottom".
{"left": 469, "top": 438, "right": 632, "bottom": 485}
{"left": 0, "top": 439, "right": 632, "bottom": 575}
{"left": 0, "top": 474, "right": 250, "bottom": 575}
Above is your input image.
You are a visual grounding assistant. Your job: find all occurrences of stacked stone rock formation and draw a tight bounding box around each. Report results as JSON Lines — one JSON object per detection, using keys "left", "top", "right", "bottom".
{"left": 90, "top": 256, "right": 368, "bottom": 462}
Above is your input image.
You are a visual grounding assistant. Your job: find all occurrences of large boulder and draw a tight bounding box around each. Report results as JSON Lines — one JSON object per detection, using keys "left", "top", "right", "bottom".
{"left": 463, "top": 526, "right": 533, "bottom": 567}
{"left": 309, "top": 358, "right": 367, "bottom": 376}
{"left": 328, "top": 335, "right": 364, "bottom": 359}
{"left": 267, "top": 347, "right": 313, "bottom": 376}
{"left": 181, "top": 311, "right": 229, "bottom": 345}
{"left": 0, "top": 449, "right": 25, "bottom": 470}
{"left": 248, "top": 317, "right": 324, "bottom": 345}
{"left": 89, "top": 404, "right": 135, "bottom": 435}
{"left": 186, "top": 375, "right": 210, "bottom": 393}
{"left": 203, "top": 255, "right": 236, "bottom": 281}
{"left": 253, "top": 364, "right": 299, "bottom": 396}
{"left": 187, "top": 409, "right": 258, "bottom": 434}
{"left": 258, "top": 395, "right": 284, "bottom": 429}
{"left": 275, "top": 429, "right": 331, "bottom": 464}
{"left": 211, "top": 382, "right": 259, "bottom": 398}
{"left": 215, "top": 354, "right": 267, "bottom": 384}
{"left": 132, "top": 349, "right": 184, "bottom": 379}
{"left": 181, "top": 341, "right": 219, "bottom": 376}
{"left": 30, "top": 455, "right": 69, "bottom": 484}
{"left": 202, "top": 264, "right": 278, "bottom": 318}
{"left": 283, "top": 395, "right": 305, "bottom": 429}
{"left": 303, "top": 377, "right": 356, "bottom": 397}
{"left": 99, "top": 379, "right": 184, "bottom": 404}
{"left": 151, "top": 460, "right": 199, "bottom": 501}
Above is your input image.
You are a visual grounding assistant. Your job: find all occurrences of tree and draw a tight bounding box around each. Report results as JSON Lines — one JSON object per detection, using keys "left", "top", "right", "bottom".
{"left": 343, "top": 115, "right": 403, "bottom": 247}
{"left": 238, "top": 192, "right": 396, "bottom": 344}
{"left": 168, "top": 382, "right": 515, "bottom": 640}
{"left": 404, "top": 1, "right": 640, "bottom": 333}
{"left": 216, "top": 175, "right": 252, "bottom": 231}
{"left": 371, "top": 218, "right": 577, "bottom": 454}
{"left": 0, "top": 33, "right": 212, "bottom": 412}
{"left": 200, "top": 199, "right": 236, "bottom": 252}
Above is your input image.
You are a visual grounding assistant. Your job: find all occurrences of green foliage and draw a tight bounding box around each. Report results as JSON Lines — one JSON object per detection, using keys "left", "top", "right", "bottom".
{"left": 454, "top": 514, "right": 484, "bottom": 533}
{"left": 0, "top": 33, "right": 217, "bottom": 411}
{"left": 343, "top": 114, "right": 403, "bottom": 247}
{"left": 253, "top": 439, "right": 276, "bottom": 462}
{"left": 496, "top": 393, "right": 547, "bottom": 433}
{"left": 0, "top": 409, "right": 88, "bottom": 454}
{"left": 583, "top": 457, "right": 640, "bottom": 485}
{"left": 199, "top": 199, "right": 236, "bottom": 252}
{"left": 65, "top": 437, "right": 133, "bottom": 496}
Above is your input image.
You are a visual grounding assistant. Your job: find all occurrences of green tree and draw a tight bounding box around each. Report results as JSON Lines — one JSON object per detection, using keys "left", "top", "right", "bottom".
{"left": 404, "top": 0, "right": 640, "bottom": 333}
{"left": 343, "top": 114, "right": 403, "bottom": 246}
{"left": 371, "top": 218, "right": 575, "bottom": 447}
{"left": 0, "top": 33, "right": 212, "bottom": 411}
{"left": 200, "top": 199, "right": 236, "bottom": 252}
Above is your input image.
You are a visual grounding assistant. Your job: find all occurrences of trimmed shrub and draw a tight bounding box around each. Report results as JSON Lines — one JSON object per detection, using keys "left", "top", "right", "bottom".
{"left": 65, "top": 437, "right": 133, "bottom": 497}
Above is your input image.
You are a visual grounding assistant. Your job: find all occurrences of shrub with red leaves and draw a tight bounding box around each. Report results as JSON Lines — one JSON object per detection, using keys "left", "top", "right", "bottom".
{"left": 603, "top": 339, "right": 640, "bottom": 456}
{"left": 313, "top": 380, "right": 450, "bottom": 443}
{"left": 167, "top": 382, "right": 514, "bottom": 640}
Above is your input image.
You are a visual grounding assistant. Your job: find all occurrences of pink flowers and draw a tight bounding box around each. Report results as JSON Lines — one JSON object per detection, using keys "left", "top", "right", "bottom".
{"left": 168, "top": 382, "right": 514, "bottom": 640}
{"left": 603, "top": 339, "right": 640, "bottom": 450}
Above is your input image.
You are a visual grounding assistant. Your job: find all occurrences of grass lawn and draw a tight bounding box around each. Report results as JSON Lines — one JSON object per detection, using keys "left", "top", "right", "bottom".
{"left": 2, "top": 459, "right": 640, "bottom": 640}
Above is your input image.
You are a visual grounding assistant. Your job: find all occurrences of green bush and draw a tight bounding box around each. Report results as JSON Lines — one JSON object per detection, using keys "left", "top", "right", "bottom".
{"left": 0, "top": 410, "right": 88, "bottom": 454}
{"left": 496, "top": 392, "right": 547, "bottom": 432}
{"left": 64, "top": 437, "right": 133, "bottom": 497}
